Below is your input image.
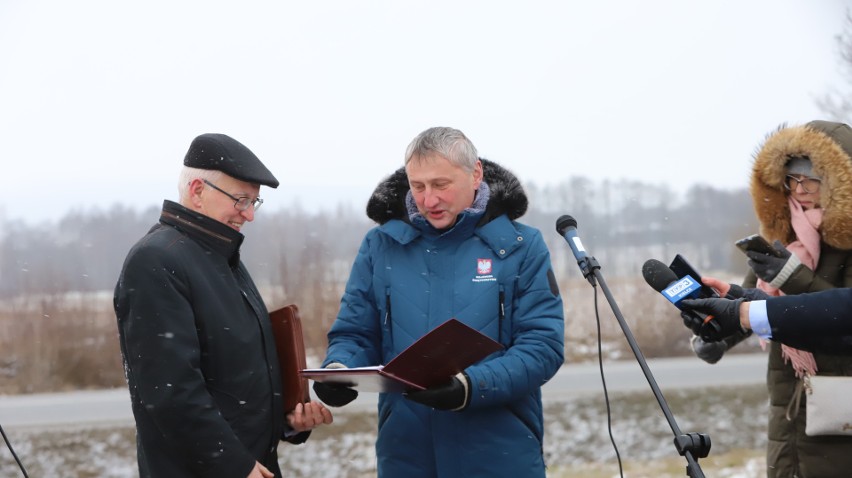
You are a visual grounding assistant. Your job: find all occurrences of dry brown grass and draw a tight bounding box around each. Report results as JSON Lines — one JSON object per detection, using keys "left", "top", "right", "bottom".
{"left": 560, "top": 276, "right": 697, "bottom": 363}
{"left": 0, "top": 275, "right": 715, "bottom": 395}
{"left": 0, "top": 293, "right": 124, "bottom": 394}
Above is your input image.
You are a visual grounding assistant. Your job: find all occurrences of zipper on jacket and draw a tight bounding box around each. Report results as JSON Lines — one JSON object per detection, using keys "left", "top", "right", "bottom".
{"left": 384, "top": 289, "right": 393, "bottom": 350}
{"left": 498, "top": 286, "right": 505, "bottom": 345}
{"left": 241, "top": 288, "right": 279, "bottom": 452}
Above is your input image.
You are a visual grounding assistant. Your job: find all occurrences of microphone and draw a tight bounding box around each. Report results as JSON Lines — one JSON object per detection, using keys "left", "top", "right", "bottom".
{"left": 641, "top": 259, "right": 704, "bottom": 309}
{"left": 555, "top": 215, "right": 587, "bottom": 262}
{"left": 555, "top": 215, "right": 598, "bottom": 284}
{"left": 642, "top": 259, "right": 719, "bottom": 336}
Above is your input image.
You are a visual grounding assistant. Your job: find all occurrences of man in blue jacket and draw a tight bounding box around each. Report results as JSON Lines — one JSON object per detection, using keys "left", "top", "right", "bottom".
{"left": 313, "top": 126, "right": 565, "bottom": 477}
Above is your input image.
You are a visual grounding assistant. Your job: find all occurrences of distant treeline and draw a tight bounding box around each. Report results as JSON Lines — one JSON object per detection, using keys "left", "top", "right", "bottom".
{"left": 0, "top": 178, "right": 762, "bottom": 393}
{"left": 0, "top": 178, "right": 757, "bottom": 299}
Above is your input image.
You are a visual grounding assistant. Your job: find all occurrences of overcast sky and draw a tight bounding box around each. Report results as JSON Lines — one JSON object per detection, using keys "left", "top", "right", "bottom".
{"left": 1, "top": 1, "right": 848, "bottom": 225}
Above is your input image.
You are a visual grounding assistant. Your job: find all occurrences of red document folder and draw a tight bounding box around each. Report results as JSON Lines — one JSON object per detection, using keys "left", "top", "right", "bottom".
{"left": 269, "top": 304, "right": 311, "bottom": 413}
{"left": 300, "top": 318, "right": 504, "bottom": 393}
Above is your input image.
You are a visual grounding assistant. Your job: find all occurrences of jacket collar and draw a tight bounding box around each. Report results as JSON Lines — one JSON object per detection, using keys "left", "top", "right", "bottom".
{"left": 366, "top": 158, "right": 528, "bottom": 226}
{"left": 159, "top": 200, "right": 244, "bottom": 266}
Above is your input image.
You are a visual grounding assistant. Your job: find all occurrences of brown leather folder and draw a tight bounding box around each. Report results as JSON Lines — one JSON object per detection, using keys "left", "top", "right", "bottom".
{"left": 269, "top": 304, "right": 311, "bottom": 414}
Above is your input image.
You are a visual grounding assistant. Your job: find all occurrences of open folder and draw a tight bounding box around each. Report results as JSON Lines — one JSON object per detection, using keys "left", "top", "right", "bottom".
{"left": 301, "top": 318, "right": 504, "bottom": 393}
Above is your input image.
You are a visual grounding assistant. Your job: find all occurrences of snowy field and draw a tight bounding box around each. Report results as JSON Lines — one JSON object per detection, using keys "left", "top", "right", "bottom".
{"left": 0, "top": 384, "right": 769, "bottom": 477}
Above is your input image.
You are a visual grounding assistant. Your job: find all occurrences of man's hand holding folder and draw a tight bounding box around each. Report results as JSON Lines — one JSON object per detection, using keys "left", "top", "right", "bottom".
{"left": 404, "top": 372, "right": 470, "bottom": 411}
{"left": 305, "top": 318, "right": 502, "bottom": 410}
{"left": 268, "top": 304, "right": 335, "bottom": 432}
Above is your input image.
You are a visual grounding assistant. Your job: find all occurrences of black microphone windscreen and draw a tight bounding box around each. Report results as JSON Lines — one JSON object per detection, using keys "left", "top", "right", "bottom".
{"left": 642, "top": 259, "right": 679, "bottom": 292}
{"left": 555, "top": 215, "right": 578, "bottom": 235}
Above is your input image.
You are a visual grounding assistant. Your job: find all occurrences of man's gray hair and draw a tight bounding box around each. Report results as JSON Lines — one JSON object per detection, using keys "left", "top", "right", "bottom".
{"left": 404, "top": 127, "right": 479, "bottom": 172}
{"left": 177, "top": 167, "right": 223, "bottom": 203}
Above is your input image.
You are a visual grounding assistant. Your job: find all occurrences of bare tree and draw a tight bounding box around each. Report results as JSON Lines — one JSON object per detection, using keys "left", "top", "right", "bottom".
{"left": 818, "top": 10, "right": 852, "bottom": 122}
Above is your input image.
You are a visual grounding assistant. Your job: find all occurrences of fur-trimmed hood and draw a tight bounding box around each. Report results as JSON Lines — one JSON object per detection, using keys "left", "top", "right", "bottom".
{"left": 365, "top": 158, "right": 528, "bottom": 225}
{"left": 751, "top": 120, "right": 852, "bottom": 249}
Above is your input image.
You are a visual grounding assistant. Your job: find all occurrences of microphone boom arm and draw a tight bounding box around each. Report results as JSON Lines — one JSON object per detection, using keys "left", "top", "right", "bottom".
{"left": 590, "top": 264, "right": 711, "bottom": 477}
{"left": 554, "top": 215, "right": 710, "bottom": 477}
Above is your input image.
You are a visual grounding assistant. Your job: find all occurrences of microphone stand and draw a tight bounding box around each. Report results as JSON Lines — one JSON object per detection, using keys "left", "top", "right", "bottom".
{"left": 576, "top": 255, "right": 711, "bottom": 478}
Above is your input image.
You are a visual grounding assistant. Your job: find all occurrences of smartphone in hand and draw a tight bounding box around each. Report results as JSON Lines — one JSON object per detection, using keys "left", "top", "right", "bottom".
{"left": 668, "top": 254, "right": 718, "bottom": 299}
{"left": 735, "top": 234, "right": 783, "bottom": 257}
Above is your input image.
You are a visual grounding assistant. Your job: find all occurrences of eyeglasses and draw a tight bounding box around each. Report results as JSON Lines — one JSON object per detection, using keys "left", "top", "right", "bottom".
{"left": 784, "top": 175, "right": 821, "bottom": 194}
{"left": 202, "top": 179, "right": 263, "bottom": 211}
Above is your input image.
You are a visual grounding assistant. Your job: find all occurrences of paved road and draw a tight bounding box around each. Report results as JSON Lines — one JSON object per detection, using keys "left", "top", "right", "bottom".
{"left": 0, "top": 353, "right": 767, "bottom": 429}
{"left": 543, "top": 351, "right": 767, "bottom": 401}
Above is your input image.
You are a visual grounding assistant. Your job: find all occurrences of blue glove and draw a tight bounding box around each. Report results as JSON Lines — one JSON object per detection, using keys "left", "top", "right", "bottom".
{"left": 404, "top": 373, "right": 470, "bottom": 411}
{"left": 746, "top": 240, "right": 792, "bottom": 283}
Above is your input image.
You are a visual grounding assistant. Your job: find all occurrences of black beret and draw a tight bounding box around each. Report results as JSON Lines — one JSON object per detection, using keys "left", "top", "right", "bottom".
{"left": 183, "top": 133, "right": 279, "bottom": 188}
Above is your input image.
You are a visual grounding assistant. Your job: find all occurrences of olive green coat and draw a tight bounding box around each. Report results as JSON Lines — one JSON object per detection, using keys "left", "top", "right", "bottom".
{"left": 745, "top": 121, "right": 852, "bottom": 478}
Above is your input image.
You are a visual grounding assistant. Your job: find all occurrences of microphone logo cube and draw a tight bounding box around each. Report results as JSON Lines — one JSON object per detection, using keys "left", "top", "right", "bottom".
{"left": 662, "top": 276, "right": 701, "bottom": 304}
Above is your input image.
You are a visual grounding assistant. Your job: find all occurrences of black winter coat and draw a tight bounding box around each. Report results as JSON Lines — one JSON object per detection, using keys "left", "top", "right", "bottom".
{"left": 766, "top": 288, "right": 852, "bottom": 353}
{"left": 114, "top": 200, "right": 307, "bottom": 478}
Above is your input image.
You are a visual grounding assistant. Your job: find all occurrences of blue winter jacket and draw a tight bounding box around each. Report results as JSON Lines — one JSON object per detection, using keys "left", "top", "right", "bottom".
{"left": 322, "top": 159, "right": 565, "bottom": 477}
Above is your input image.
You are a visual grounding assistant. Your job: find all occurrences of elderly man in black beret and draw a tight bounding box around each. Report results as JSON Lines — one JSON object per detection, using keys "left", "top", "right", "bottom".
{"left": 114, "top": 133, "right": 332, "bottom": 478}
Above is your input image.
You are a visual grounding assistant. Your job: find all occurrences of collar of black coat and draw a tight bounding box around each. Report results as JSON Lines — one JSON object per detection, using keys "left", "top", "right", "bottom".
{"left": 159, "top": 200, "right": 245, "bottom": 266}
{"left": 365, "top": 158, "right": 528, "bottom": 226}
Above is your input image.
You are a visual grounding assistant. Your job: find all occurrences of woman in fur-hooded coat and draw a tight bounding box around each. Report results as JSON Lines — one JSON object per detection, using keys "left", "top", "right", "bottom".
{"left": 747, "top": 120, "right": 852, "bottom": 478}
{"left": 321, "top": 158, "right": 565, "bottom": 478}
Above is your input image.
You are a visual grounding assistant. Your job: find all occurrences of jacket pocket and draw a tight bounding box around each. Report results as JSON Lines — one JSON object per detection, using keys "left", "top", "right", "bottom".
{"left": 507, "top": 402, "right": 543, "bottom": 450}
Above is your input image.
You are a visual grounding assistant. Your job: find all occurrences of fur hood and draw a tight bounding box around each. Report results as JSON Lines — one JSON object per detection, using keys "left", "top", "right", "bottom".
{"left": 751, "top": 120, "right": 852, "bottom": 249}
{"left": 365, "top": 158, "right": 528, "bottom": 225}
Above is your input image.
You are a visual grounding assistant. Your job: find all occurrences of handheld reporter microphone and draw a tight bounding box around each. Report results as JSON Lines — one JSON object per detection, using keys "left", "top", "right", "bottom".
{"left": 641, "top": 259, "right": 703, "bottom": 308}
{"left": 642, "top": 259, "right": 717, "bottom": 331}
{"left": 555, "top": 215, "right": 598, "bottom": 285}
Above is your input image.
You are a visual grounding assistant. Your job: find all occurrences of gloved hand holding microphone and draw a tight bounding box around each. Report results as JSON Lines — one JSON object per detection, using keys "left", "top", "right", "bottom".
{"left": 641, "top": 258, "right": 720, "bottom": 337}
{"left": 641, "top": 257, "right": 765, "bottom": 362}
{"left": 681, "top": 296, "right": 747, "bottom": 342}
{"left": 676, "top": 272, "right": 772, "bottom": 342}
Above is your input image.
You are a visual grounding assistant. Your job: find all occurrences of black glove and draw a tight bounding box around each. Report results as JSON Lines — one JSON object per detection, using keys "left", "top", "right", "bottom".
{"left": 680, "top": 309, "right": 705, "bottom": 336}
{"left": 690, "top": 335, "right": 728, "bottom": 364}
{"left": 312, "top": 381, "right": 358, "bottom": 408}
{"left": 404, "top": 373, "right": 469, "bottom": 411}
{"left": 312, "top": 363, "right": 358, "bottom": 407}
{"left": 746, "top": 240, "right": 791, "bottom": 283}
{"left": 725, "top": 284, "right": 771, "bottom": 301}
{"left": 681, "top": 297, "right": 746, "bottom": 342}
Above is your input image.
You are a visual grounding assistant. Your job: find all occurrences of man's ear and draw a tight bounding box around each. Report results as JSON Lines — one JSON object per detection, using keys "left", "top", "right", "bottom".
{"left": 188, "top": 178, "right": 205, "bottom": 208}
{"left": 472, "top": 160, "right": 483, "bottom": 189}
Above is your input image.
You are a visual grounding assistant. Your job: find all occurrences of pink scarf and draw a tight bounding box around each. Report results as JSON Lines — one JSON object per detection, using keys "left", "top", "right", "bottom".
{"left": 756, "top": 196, "right": 823, "bottom": 379}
